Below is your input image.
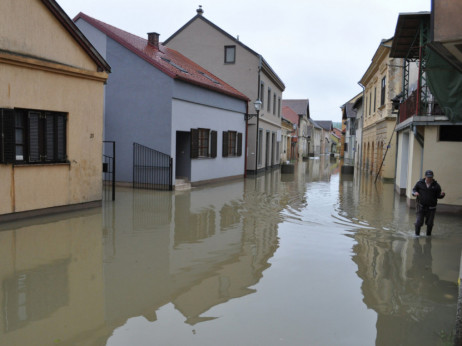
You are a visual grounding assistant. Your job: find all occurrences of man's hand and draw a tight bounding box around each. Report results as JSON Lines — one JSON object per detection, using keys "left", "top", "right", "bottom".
{"left": 413, "top": 191, "right": 419, "bottom": 197}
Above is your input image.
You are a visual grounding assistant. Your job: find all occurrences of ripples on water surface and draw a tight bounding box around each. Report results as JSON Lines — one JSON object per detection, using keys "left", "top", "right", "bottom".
{"left": 0, "top": 158, "right": 461, "bottom": 345}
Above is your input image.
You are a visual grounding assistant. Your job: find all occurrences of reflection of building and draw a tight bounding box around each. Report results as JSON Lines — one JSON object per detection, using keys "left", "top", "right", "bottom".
{"left": 0, "top": 211, "right": 105, "bottom": 345}
{"left": 337, "top": 173, "right": 460, "bottom": 345}
{"left": 101, "top": 179, "right": 281, "bottom": 333}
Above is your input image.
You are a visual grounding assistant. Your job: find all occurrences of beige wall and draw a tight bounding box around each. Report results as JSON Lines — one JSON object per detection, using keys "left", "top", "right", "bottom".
{"left": 0, "top": 0, "right": 96, "bottom": 71}
{"left": 0, "top": 0, "right": 108, "bottom": 216}
{"left": 165, "top": 17, "right": 283, "bottom": 171}
{"left": 433, "top": 0, "right": 462, "bottom": 42}
{"left": 402, "top": 126, "right": 462, "bottom": 210}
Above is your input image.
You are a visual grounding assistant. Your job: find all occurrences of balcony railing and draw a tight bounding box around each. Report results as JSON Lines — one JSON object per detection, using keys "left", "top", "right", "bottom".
{"left": 399, "top": 88, "right": 445, "bottom": 123}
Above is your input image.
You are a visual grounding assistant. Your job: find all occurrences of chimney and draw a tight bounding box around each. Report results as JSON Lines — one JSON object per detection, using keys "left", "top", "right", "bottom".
{"left": 196, "top": 5, "right": 204, "bottom": 15}
{"left": 147, "top": 32, "right": 160, "bottom": 48}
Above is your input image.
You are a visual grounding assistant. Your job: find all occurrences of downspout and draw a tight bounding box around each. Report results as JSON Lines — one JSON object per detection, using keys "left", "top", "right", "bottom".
{"left": 244, "top": 101, "right": 249, "bottom": 178}
{"left": 255, "top": 54, "right": 262, "bottom": 173}
{"left": 357, "top": 82, "right": 366, "bottom": 171}
{"left": 413, "top": 125, "right": 424, "bottom": 178}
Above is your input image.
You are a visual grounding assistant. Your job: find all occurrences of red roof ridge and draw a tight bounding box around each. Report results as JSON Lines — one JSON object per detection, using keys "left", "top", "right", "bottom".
{"left": 73, "top": 12, "right": 248, "bottom": 101}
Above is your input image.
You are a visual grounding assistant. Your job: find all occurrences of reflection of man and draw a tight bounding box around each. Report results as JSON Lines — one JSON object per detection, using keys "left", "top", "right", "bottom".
{"left": 411, "top": 170, "right": 445, "bottom": 236}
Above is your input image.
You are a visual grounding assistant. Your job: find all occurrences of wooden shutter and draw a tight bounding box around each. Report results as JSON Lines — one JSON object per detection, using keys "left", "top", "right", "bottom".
{"left": 28, "top": 111, "right": 40, "bottom": 162}
{"left": 237, "top": 132, "right": 242, "bottom": 156}
{"left": 1, "top": 108, "right": 16, "bottom": 163}
{"left": 190, "top": 128, "right": 198, "bottom": 158}
{"left": 45, "top": 113, "right": 54, "bottom": 161}
{"left": 56, "top": 113, "right": 66, "bottom": 161}
{"left": 222, "top": 131, "right": 228, "bottom": 157}
{"left": 211, "top": 131, "right": 217, "bottom": 158}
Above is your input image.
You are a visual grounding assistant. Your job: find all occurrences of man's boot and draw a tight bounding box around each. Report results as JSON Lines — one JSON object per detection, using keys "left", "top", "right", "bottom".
{"left": 426, "top": 226, "right": 433, "bottom": 236}
{"left": 415, "top": 225, "right": 421, "bottom": 236}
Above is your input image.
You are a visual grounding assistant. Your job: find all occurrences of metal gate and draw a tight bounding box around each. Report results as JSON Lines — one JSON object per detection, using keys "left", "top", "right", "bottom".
{"left": 103, "top": 141, "right": 116, "bottom": 200}
{"left": 133, "top": 142, "right": 172, "bottom": 191}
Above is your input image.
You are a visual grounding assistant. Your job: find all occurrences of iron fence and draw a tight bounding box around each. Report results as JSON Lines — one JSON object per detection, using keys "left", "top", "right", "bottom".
{"left": 103, "top": 141, "right": 115, "bottom": 201}
{"left": 133, "top": 142, "right": 172, "bottom": 191}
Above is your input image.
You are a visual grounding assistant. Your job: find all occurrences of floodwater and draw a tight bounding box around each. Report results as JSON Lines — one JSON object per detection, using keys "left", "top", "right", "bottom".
{"left": 1, "top": 157, "right": 462, "bottom": 346}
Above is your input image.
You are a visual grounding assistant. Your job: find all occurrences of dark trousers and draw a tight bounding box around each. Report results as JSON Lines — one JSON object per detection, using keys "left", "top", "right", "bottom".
{"left": 415, "top": 204, "right": 436, "bottom": 235}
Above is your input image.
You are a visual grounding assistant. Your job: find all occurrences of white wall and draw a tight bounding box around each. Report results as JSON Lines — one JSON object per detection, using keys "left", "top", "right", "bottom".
{"left": 172, "top": 99, "right": 246, "bottom": 183}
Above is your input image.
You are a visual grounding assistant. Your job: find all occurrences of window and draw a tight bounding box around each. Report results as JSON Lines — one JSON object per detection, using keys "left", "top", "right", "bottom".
{"left": 260, "top": 82, "right": 265, "bottom": 110}
{"left": 278, "top": 97, "right": 281, "bottom": 118}
{"left": 273, "top": 93, "right": 276, "bottom": 115}
{"left": 344, "top": 143, "right": 348, "bottom": 152}
{"left": 439, "top": 125, "right": 462, "bottom": 141}
{"left": 267, "top": 88, "right": 271, "bottom": 112}
{"left": 381, "top": 77, "right": 386, "bottom": 106}
{"left": 191, "top": 128, "right": 217, "bottom": 158}
{"left": 258, "top": 129, "right": 263, "bottom": 165}
{"left": 0, "top": 108, "right": 67, "bottom": 164}
{"left": 224, "top": 45, "right": 236, "bottom": 64}
{"left": 369, "top": 92, "right": 372, "bottom": 115}
{"left": 222, "top": 131, "right": 242, "bottom": 157}
{"left": 373, "top": 87, "right": 376, "bottom": 112}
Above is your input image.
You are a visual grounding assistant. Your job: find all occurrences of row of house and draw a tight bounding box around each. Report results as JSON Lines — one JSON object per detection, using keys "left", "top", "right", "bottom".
{"left": 340, "top": 0, "right": 462, "bottom": 213}
{"left": 1, "top": 1, "right": 340, "bottom": 221}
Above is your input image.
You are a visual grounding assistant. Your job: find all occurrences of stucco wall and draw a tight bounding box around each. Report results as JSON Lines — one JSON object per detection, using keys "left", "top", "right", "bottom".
{"left": 172, "top": 98, "right": 246, "bottom": 183}
{"left": 0, "top": 0, "right": 96, "bottom": 71}
{"left": 0, "top": 64, "right": 105, "bottom": 215}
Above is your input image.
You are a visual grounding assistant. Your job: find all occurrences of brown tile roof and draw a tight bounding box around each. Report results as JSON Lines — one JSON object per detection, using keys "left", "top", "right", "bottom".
{"left": 282, "top": 106, "right": 299, "bottom": 124}
{"left": 74, "top": 13, "right": 248, "bottom": 101}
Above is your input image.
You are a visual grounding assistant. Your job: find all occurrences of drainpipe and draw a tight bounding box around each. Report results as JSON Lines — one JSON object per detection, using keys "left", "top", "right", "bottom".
{"left": 244, "top": 101, "right": 249, "bottom": 178}
{"left": 255, "top": 54, "right": 262, "bottom": 174}
{"left": 413, "top": 125, "right": 424, "bottom": 178}
{"left": 357, "top": 82, "right": 366, "bottom": 171}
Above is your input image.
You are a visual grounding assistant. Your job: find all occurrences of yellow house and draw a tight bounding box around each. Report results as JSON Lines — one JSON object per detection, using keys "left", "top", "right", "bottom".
{"left": 0, "top": 0, "right": 110, "bottom": 221}
{"left": 359, "top": 38, "right": 403, "bottom": 181}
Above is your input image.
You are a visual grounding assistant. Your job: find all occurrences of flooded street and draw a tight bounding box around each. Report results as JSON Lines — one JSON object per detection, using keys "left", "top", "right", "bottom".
{"left": 1, "top": 157, "right": 462, "bottom": 345}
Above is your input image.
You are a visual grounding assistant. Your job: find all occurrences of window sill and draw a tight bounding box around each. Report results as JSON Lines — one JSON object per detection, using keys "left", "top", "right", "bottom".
{"left": 13, "top": 161, "right": 70, "bottom": 167}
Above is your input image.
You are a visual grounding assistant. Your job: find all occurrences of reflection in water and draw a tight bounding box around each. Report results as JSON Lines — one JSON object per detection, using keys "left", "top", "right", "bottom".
{"left": 0, "top": 209, "right": 104, "bottom": 346}
{"left": 0, "top": 158, "right": 460, "bottom": 345}
{"left": 339, "top": 172, "right": 462, "bottom": 345}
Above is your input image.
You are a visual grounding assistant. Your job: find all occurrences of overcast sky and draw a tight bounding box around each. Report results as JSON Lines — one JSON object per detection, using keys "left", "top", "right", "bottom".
{"left": 57, "top": 0, "right": 430, "bottom": 122}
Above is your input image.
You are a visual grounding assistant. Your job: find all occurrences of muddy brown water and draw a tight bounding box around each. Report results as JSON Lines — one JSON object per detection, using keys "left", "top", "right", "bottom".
{"left": 1, "top": 157, "right": 461, "bottom": 345}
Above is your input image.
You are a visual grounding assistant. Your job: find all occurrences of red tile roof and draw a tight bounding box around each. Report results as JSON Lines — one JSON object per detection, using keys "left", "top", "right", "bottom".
{"left": 74, "top": 13, "right": 248, "bottom": 101}
{"left": 282, "top": 106, "right": 299, "bottom": 124}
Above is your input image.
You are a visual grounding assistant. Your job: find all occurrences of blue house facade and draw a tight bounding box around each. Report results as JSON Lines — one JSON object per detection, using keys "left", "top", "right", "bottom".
{"left": 75, "top": 13, "right": 248, "bottom": 188}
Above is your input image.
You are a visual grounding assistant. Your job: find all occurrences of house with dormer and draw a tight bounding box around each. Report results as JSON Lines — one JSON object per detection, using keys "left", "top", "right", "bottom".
{"left": 0, "top": 0, "right": 110, "bottom": 221}
{"left": 75, "top": 13, "right": 248, "bottom": 189}
{"left": 163, "top": 7, "right": 285, "bottom": 174}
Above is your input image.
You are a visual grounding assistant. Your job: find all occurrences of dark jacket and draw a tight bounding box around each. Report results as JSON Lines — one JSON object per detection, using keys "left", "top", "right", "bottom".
{"left": 412, "top": 178, "right": 444, "bottom": 208}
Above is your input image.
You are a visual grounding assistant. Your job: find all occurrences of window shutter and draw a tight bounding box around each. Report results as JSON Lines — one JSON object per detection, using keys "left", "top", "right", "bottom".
{"left": 191, "top": 128, "right": 198, "bottom": 158}
{"left": 222, "top": 131, "right": 228, "bottom": 157}
{"left": 45, "top": 113, "right": 54, "bottom": 161}
{"left": 56, "top": 113, "right": 66, "bottom": 161}
{"left": 1, "top": 109, "right": 16, "bottom": 163}
{"left": 28, "top": 111, "right": 40, "bottom": 162}
{"left": 237, "top": 132, "right": 242, "bottom": 156}
{"left": 211, "top": 131, "right": 217, "bottom": 158}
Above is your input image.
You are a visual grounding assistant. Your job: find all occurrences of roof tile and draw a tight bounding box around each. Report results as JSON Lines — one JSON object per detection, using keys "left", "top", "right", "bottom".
{"left": 74, "top": 13, "right": 248, "bottom": 101}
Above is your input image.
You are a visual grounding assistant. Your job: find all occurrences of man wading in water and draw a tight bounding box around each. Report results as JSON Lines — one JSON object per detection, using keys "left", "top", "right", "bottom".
{"left": 412, "top": 170, "right": 446, "bottom": 236}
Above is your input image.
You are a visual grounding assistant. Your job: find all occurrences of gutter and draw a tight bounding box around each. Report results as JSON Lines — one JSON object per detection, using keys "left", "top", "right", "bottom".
{"left": 255, "top": 55, "right": 262, "bottom": 173}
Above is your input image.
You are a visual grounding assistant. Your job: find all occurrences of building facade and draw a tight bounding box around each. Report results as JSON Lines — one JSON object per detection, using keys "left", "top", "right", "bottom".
{"left": 359, "top": 38, "right": 403, "bottom": 180}
{"left": 0, "top": 0, "right": 110, "bottom": 220}
{"left": 75, "top": 13, "right": 248, "bottom": 188}
{"left": 163, "top": 7, "right": 285, "bottom": 174}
